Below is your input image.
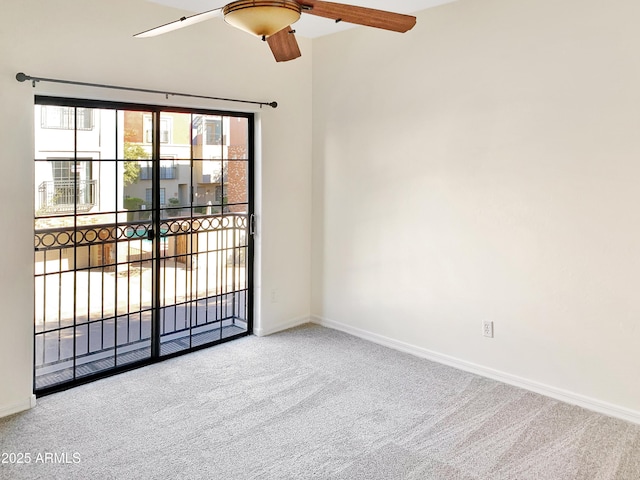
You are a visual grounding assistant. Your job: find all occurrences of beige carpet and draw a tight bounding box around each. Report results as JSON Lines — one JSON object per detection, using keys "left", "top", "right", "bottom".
{"left": 1, "top": 324, "right": 639, "bottom": 479}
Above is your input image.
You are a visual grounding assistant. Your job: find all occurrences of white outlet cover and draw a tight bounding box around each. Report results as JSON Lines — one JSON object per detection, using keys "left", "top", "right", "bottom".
{"left": 483, "top": 321, "right": 494, "bottom": 338}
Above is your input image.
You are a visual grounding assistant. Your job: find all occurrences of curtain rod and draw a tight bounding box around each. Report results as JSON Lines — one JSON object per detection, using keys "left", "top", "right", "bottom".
{"left": 15, "top": 72, "right": 278, "bottom": 109}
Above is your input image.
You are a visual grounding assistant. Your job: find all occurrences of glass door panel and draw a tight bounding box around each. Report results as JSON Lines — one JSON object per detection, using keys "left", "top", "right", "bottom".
{"left": 157, "top": 113, "right": 250, "bottom": 355}
{"left": 34, "top": 101, "right": 252, "bottom": 393}
{"left": 34, "top": 106, "right": 155, "bottom": 389}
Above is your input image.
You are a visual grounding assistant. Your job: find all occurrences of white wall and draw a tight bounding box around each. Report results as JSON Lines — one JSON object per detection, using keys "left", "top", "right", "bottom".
{"left": 312, "top": 0, "right": 640, "bottom": 417}
{"left": 0, "top": 0, "right": 312, "bottom": 416}
{"left": 5, "top": 0, "right": 640, "bottom": 422}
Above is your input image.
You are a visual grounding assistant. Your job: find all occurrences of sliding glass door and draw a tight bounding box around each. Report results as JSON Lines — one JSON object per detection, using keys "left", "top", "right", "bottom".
{"left": 34, "top": 98, "right": 253, "bottom": 393}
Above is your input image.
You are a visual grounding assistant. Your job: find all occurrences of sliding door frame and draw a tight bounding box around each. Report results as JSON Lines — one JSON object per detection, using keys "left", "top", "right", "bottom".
{"left": 34, "top": 96, "right": 255, "bottom": 396}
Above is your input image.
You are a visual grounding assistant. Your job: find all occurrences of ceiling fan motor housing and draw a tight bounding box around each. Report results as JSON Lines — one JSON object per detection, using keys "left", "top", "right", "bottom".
{"left": 223, "top": 0, "right": 302, "bottom": 38}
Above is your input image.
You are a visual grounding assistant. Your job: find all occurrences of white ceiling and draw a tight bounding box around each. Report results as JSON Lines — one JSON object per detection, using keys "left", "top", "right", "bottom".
{"left": 146, "top": 0, "right": 457, "bottom": 38}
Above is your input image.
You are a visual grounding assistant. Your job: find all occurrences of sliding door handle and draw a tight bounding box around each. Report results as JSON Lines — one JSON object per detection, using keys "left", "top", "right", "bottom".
{"left": 249, "top": 214, "right": 256, "bottom": 236}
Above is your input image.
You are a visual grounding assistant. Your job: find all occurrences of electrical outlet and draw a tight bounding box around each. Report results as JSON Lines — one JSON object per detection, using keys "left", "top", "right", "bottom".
{"left": 482, "top": 321, "right": 494, "bottom": 338}
{"left": 270, "top": 288, "right": 278, "bottom": 304}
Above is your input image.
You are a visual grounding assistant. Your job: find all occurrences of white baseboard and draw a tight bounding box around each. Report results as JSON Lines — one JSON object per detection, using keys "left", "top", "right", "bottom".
{"left": 0, "top": 394, "right": 36, "bottom": 419}
{"left": 254, "top": 315, "right": 310, "bottom": 337}
{"left": 311, "top": 315, "right": 640, "bottom": 426}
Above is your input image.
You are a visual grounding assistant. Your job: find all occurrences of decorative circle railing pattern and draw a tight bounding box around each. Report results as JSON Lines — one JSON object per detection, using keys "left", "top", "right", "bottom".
{"left": 35, "top": 214, "right": 248, "bottom": 250}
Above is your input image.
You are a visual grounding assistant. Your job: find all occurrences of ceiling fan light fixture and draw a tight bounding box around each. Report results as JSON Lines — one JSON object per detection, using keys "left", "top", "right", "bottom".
{"left": 223, "top": 0, "right": 301, "bottom": 38}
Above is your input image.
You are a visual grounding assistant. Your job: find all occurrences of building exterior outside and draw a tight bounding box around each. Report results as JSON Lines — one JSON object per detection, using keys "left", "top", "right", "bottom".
{"left": 122, "top": 112, "right": 249, "bottom": 217}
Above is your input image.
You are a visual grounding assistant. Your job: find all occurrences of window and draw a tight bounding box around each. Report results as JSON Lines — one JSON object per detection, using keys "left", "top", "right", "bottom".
{"left": 146, "top": 188, "right": 166, "bottom": 206}
{"left": 51, "top": 159, "right": 93, "bottom": 183}
{"left": 205, "top": 119, "right": 222, "bottom": 145}
{"left": 52, "top": 160, "right": 75, "bottom": 182}
{"left": 34, "top": 97, "right": 254, "bottom": 394}
{"left": 144, "top": 115, "right": 172, "bottom": 143}
{"left": 42, "top": 159, "right": 95, "bottom": 211}
{"left": 41, "top": 106, "right": 94, "bottom": 130}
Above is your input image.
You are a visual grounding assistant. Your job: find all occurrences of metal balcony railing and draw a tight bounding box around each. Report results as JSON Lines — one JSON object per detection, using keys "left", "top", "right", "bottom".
{"left": 140, "top": 166, "right": 177, "bottom": 180}
{"left": 38, "top": 180, "right": 97, "bottom": 214}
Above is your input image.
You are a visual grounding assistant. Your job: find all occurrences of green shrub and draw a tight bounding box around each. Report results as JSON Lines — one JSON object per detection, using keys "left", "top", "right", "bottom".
{"left": 124, "top": 197, "right": 145, "bottom": 221}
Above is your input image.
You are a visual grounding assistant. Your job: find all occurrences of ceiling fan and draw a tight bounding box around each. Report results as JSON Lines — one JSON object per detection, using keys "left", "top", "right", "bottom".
{"left": 134, "top": 0, "right": 417, "bottom": 62}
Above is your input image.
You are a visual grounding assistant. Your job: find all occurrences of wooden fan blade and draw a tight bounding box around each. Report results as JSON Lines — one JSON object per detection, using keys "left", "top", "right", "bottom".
{"left": 134, "top": 8, "right": 221, "bottom": 38}
{"left": 297, "top": 0, "right": 416, "bottom": 33}
{"left": 267, "top": 27, "right": 302, "bottom": 62}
